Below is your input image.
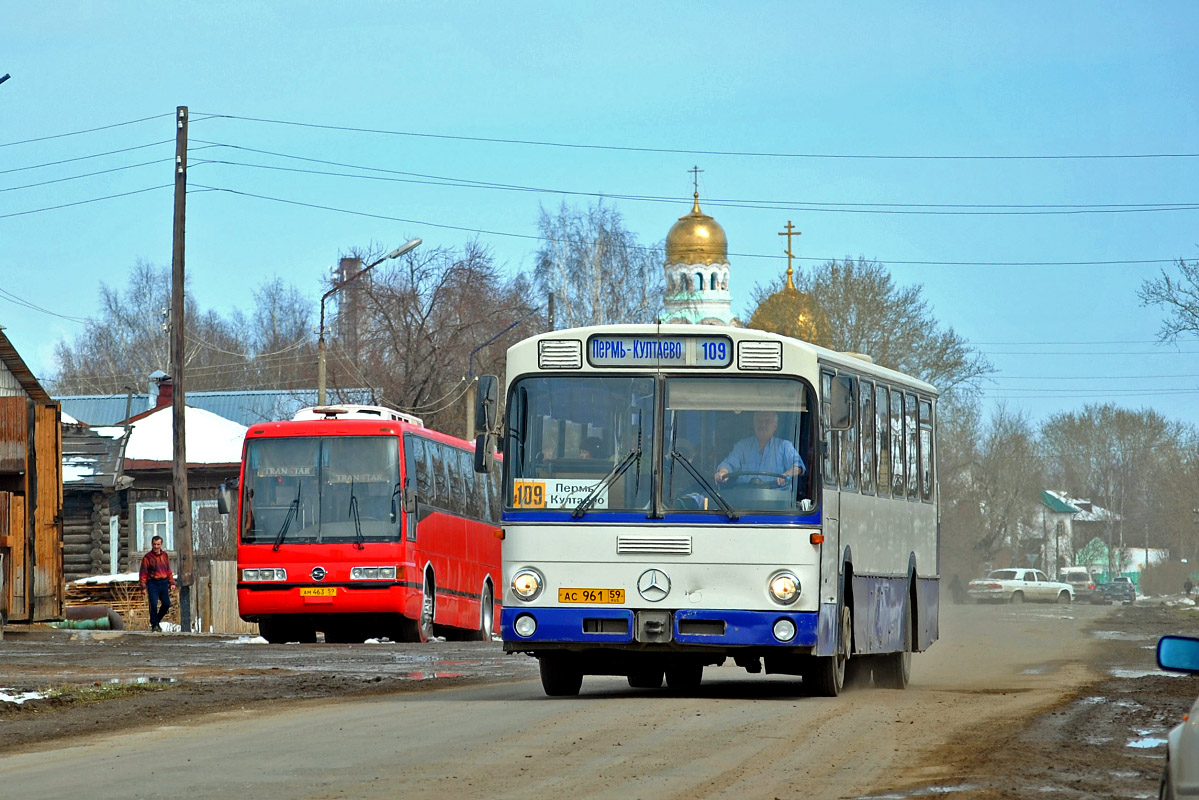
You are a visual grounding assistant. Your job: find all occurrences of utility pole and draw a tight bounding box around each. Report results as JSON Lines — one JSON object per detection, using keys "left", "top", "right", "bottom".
{"left": 547, "top": 292, "right": 555, "bottom": 331}
{"left": 170, "top": 106, "right": 193, "bottom": 633}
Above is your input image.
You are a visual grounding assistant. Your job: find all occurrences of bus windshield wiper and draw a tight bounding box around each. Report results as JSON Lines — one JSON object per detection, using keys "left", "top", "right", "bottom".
{"left": 272, "top": 482, "right": 302, "bottom": 551}
{"left": 348, "top": 478, "right": 365, "bottom": 550}
{"left": 572, "top": 446, "right": 641, "bottom": 519}
{"left": 670, "top": 448, "right": 739, "bottom": 521}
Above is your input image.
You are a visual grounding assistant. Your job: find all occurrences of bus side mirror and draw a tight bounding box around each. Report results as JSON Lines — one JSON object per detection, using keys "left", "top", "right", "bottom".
{"left": 828, "top": 375, "right": 856, "bottom": 431}
{"left": 217, "top": 479, "right": 238, "bottom": 515}
{"left": 402, "top": 478, "right": 417, "bottom": 515}
{"left": 475, "top": 375, "right": 498, "bottom": 433}
{"left": 474, "top": 432, "right": 496, "bottom": 473}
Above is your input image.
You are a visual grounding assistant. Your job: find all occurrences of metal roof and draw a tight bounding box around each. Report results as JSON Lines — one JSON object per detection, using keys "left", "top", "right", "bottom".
{"left": 58, "top": 388, "right": 373, "bottom": 427}
{"left": 1041, "top": 490, "right": 1080, "bottom": 514}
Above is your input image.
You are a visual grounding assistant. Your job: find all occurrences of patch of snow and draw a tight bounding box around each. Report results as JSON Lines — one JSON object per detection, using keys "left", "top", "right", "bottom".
{"left": 1110, "top": 668, "right": 1189, "bottom": 679}
{"left": 1, "top": 688, "right": 48, "bottom": 704}
{"left": 225, "top": 635, "right": 269, "bottom": 644}
{"left": 123, "top": 406, "right": 247, "bottom": 463}
{"left": 92, "top": 425, "right": 127, "bottom": 439}
{"left": 73, "top": 572, "right": 140, "bottom": 584}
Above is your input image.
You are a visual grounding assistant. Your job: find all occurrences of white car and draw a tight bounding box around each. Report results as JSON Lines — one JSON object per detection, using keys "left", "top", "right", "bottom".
{"left": 1157, "top": 635, "right": 1199, "bottom": 799}
{"left": 967, "top": 568, "right": 1073, "bottom": 604}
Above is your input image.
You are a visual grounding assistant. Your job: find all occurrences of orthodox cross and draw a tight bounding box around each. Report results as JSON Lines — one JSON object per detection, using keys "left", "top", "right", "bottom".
{"left": 778, "top": 221, "right": 801, "bottom": 288}
{"left": 689, "top": 165, "right": 703, "bottom": 196}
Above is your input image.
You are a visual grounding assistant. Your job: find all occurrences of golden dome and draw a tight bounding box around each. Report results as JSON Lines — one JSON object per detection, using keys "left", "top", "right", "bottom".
{"left": 665, "top": 193, "right": 728, "bottom": 266}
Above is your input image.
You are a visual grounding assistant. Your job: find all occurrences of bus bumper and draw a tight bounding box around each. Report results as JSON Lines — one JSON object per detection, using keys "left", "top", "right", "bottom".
{"left": 501, "top": 606, "right": 818, "bottom": 648}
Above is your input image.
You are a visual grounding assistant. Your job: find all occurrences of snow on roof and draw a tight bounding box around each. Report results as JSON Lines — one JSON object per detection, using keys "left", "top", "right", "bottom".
{"left": 61, "top": 410, "right": 79, "bottom": 424}
{"left": 63, "top": 456, "right": 98, "bottom": 484}
{"left": 124, "top": 405, "right": 248, "bottom": 464}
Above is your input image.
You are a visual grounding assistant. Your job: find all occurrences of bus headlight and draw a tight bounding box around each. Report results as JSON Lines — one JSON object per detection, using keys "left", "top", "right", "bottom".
{"left": 768, "top": 571, "right": 801, "bottom": 605}
{"left": 242, "top": 568, "right": 287, "bottom": 582}
{"left": 513, "top": 614, "right": 537, "bottom": 637}
{"left": 350, "top": 566, "right": 397, "bottom": 580}
{"left": 773, "top": 618, "right": 797, "bottom": 642}
{"left": 511, "top": 569, "right": 544, "bottom": 601}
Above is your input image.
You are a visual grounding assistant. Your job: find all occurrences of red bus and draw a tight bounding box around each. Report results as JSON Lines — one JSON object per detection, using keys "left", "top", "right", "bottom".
{"left": 236, "top": 405, "right": 501, "bottom": 644}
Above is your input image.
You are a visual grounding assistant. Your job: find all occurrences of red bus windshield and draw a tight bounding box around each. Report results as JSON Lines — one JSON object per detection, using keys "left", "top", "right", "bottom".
{"left": 241, "top": 436, "right": 401, "bottom": 546}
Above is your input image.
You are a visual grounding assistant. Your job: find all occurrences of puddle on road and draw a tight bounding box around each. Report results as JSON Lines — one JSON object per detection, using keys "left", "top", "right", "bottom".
{"left": 403, "top": 672, "right": 465, "bottom": 681}
{"left": 1127, "top": 736, "right": 1167, "bottom": 749}
{"left": 1092, "top": 630, "right": 1154, "bottom": 641}
{"left": 1110, "top": 668, "right": 1188, "bottom": 679}
{"left": 852, "top": 785, "right": 979, "bottom": 799}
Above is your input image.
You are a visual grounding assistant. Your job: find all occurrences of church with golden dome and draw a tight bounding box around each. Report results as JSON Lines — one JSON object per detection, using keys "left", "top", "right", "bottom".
{"left": 662, "top": 190, "right": 739, "bottom": 326}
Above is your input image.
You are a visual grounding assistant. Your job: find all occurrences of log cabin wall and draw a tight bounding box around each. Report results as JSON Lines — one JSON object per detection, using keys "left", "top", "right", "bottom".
{"left": 0, "top": 386, "right": 63, "bottom": 622}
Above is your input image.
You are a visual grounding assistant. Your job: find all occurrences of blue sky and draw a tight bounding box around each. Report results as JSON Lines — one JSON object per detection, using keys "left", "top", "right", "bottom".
{"left": 3, "top": 1, "right": 1197, "bottom": 427}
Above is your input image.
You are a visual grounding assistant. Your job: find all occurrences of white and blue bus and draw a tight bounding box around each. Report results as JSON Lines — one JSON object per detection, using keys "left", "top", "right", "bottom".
{"left": 474, "top": 323, "right": 938, "bottom": 696}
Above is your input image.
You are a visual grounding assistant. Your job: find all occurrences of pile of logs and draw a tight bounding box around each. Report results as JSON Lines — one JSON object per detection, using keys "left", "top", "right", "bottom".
{"left": 65, "top": 575, "right": 180, "bottom": 631}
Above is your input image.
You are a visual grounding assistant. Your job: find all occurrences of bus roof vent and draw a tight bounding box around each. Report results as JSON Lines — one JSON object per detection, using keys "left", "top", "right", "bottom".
{"left": 538, "top": 339, "right": 583, "bottom": 370}
{"left": 293, "top": 404, "right": 424, "bottom": 426}
{"left": 843, "top": 352, "right": 874, "bottom": 363}
{"left": 737, "top": 340, "right": 782, "bottom": 371}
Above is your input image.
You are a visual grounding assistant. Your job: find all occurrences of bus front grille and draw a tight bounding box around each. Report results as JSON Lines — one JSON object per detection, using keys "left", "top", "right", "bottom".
{"left": 616, "top": 536, "right": 692, "bottom": 555}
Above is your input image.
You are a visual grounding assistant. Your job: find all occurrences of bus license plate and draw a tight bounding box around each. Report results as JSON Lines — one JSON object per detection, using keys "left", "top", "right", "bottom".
{"left": 300, "top": 587, "right": 337, "bottom": 597}
{"left": 558, "top": 588, "right": 624, "bottom": 604}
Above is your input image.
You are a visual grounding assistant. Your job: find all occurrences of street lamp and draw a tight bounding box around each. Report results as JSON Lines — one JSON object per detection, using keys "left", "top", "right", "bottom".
{"left": 318, "top": 238, "right": 421, "bottom": 405}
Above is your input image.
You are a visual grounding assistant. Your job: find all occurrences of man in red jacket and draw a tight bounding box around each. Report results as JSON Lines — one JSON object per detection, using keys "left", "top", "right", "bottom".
{"left": 139, "top": 535, "right": 176, "bottom": 632}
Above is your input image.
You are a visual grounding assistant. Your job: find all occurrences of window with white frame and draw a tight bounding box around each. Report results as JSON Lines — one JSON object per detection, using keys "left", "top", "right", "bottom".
{"left": 136, "top": 501, "right": 173, "bottom": 550}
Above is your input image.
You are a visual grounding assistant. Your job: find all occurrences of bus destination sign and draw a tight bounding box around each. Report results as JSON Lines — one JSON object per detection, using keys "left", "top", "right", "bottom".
{"left": 587, "top": 335, "right": 732, "bottom": 368}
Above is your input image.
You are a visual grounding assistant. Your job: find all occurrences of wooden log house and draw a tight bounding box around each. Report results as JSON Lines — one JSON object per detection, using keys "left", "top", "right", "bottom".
{"left": 0, "top": 329, "right": 63, "bottom": 623}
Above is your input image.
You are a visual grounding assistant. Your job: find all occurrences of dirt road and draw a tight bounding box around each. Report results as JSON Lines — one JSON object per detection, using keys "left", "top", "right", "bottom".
{"left": 0, "top": 601, "right": 1189, "bottom": 799}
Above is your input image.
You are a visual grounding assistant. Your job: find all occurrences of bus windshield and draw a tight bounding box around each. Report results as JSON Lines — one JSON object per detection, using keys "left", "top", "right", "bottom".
{"left": 504, "top": 374, "right": 812, "bottom": 516}
{"left": 664, "top": 377, "right": 811, "bottom": 514}
{"left": 506, "top": 375, "right": 655, "bottom": 513}
{"left": 241, "top": 436, "right": 401, "bottom": 544}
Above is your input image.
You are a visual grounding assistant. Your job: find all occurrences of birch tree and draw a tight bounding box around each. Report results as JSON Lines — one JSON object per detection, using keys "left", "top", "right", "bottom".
{"left": 534, "top": 201, "right": 664, "bottom": 329}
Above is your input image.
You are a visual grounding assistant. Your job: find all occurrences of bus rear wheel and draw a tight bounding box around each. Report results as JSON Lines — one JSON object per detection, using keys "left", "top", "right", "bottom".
{"left": 539, "top": 654, "right": 583, "bottom": 696}
{"left": 874, "top": 614, "right": 912, "bottom": 690}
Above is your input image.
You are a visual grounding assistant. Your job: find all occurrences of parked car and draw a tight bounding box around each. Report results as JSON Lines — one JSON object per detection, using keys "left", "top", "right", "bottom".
{"left": 1058, "top": 568, "right": 1097, "bottom": 602}
{"left": 967, "top": 568, "right": 1074, "bottom": 604}
{"left": 1157, "top": 635, "right": 1199, "bottom": 799}
{"left": 1095, "top": 577, "right": 1137, "bottom": 605}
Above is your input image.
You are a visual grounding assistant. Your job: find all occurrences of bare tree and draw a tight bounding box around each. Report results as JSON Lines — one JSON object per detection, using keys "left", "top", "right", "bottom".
{"left": 534, "top": 201, "right": 664, "bottom": 328}
{"left": 1041, "top": 404, "right": 1190, "bottom": 572}
{"left": 1139, "top": 255, "right": 1199, "bottom": 342}
{"left": 52, "top": 262, "right": 316, "bottom": 395}
{"left": 747, "top": 258, "right": 992, "bottom": 400}
{"left": 333, "top": 241, "right": 541, "bottom": 437}
{"left": 973, "top": 406, "right": 1045, "bottom": 567}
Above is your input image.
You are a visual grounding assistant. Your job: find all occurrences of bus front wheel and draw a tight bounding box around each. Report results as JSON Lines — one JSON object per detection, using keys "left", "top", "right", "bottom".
{"left": 807, "top": 605, "right": 851, "bottom": 697}
{"left": 665, "top": 660, "right": 704, "bottom": 690}
{"left": 539, "top": 654, "right": 583, "bottom": 696}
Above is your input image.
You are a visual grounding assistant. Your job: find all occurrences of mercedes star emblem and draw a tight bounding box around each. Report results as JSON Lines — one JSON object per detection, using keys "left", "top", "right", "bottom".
{"left": 637, "top": 568, "right": 671, "bottom": 602}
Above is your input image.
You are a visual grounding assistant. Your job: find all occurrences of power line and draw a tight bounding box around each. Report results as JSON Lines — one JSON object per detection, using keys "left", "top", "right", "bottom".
{"left": 188, "top": 181, "right": 1183, "bottom": 268}
{"left": 0, "top": 139, "right": 174, "bottom": 175}
{"left": 0, "top": 184, "right": 172, "bottom": 219}
{"left": 190, "top": 152, "right": 1199, "bottom": 216}
{"left": 0, "top": 113, "right": 174, "bottom": 149}
{"left": 197, "top": 112, "right": 1199, "bottom": 161}
{"left": 0, "top": 157, "right": 175, "bottom": 193}
{"left": 0, "top": 287, "right": 89, "bottom": 323}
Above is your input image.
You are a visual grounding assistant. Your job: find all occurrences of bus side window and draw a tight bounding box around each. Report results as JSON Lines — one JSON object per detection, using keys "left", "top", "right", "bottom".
{"left": 860, "top": 380, "right": 875, "bottom": 495}
{"left": 919, "top": 399, "right": 934, "bottom": 502}
{"left": 446, "top": 443, "right": 466, "bottom": 517}
{"left": 430, "top": 441, "right": 449, "bottom": 511}
{"left": 890, "top": 388, "right": 905, "bottom": 498}
{"left": 905, "top": 391, "right": 919, "bottom": 500}
{"left": 875, "top": 384, "right": 889, "bottom": 493}
{"left": 487, "top": 467, "right": 501, "bottom": 523}
{"left": 821, "top": 371, "right": 839, "bottom": 488}
{"left": 459, "top": 448, "right": 484, "bottom": 520}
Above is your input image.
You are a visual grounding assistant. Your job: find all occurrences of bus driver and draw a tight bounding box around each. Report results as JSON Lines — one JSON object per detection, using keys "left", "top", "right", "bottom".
{"left": 714, "top": 410, "right": 804, "bottom": 488}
